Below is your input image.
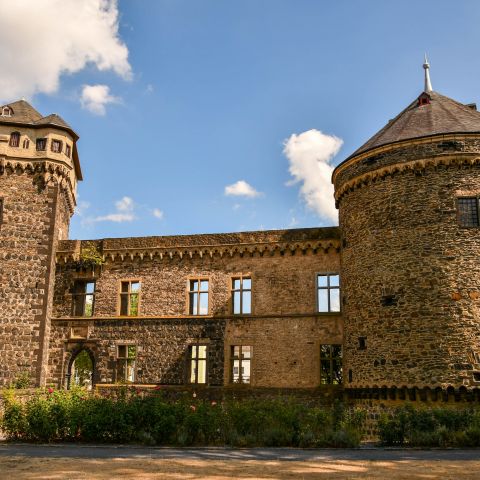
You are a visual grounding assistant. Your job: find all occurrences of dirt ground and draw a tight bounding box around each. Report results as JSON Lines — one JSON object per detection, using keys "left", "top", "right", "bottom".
{"left": 1, "top": 455, "right": 480, "bottom": 479}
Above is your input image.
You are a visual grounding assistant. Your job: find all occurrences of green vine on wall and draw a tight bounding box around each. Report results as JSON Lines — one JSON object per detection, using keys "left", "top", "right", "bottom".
{"left": 75, "top": 246, "right": 105, "bottom": 270}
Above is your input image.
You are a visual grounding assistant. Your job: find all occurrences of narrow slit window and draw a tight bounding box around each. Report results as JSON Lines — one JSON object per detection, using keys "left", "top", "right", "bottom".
{"left": 65, "top": 144, "right": 71, "bottom": 157}
{"left": 120, "top": 281, "right": 140, "bottom": 316}
{"left": 22, "top": 138, "right": 30, "bottom": 149}
{"left": 0, "top": 198, "right": 3, "bottom": 227}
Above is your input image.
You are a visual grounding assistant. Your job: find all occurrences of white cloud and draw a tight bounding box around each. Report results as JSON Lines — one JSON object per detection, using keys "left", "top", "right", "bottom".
{"left": 283, "top": 129, "right": 342, "bottom": 223}
{"left": 225, "top": 180, "right": 262, "bottom": 198}
{"left": 93, "top": 196, "right": 135, "bottom": 223}
{"left": 0, "top": 0, "right": 131, "bottom": 102}
{"left": 152, "top": 208, "right": 164, "bottom": 219}
{"left": 75, "top": 200, "right": 90, "bottom": 217}
{"left": 80, "top": 84, "right": 120, "bottom": 115}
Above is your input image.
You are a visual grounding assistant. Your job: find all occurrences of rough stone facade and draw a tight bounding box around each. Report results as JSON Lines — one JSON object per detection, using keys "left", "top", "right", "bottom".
{"left": 3, "top": 85, "right": 480, "bottom": 399}
{"left": 334, "top": 137, "right": 480, "bottom": 390}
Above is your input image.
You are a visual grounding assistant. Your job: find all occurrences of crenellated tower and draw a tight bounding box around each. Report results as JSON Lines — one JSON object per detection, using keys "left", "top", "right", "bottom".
{"left": 334, "top": 60, "right": 480, "bottom": 392}
{"left": 0, "top": 100, "right": 81, "bottom": 387}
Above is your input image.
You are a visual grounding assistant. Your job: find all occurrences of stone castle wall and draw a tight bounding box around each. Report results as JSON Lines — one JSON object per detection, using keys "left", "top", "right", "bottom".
{"left": 334, "top": 138, "right": 480, "bottom": 390}
{"left": 48, "top": 231, "right": 343, "bottom": 388}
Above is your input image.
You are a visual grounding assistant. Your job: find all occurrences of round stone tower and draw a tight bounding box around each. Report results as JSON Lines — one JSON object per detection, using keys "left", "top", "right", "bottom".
{"left": 0, "top": 100, "right": 81, "bottom": 387}
{"left": 333, "top": 61, "right": 480, "bottom": 392}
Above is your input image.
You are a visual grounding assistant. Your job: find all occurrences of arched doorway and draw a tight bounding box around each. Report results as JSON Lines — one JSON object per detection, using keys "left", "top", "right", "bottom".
{"left": 67, "top": 349, "right": 94, "bottom": 390}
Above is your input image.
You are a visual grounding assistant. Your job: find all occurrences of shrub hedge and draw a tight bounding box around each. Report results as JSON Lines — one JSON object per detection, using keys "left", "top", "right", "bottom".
{"left": 0, "top": 388, "right": 365, "bottom": 447}
{"left": 378, "top": 404, "right": 480, "bottom": 447}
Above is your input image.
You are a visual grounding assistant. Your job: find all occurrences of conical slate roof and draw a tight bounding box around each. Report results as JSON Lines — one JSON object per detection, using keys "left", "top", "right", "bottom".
{"left": 349, "top": 91, "right": 480, "bottom": 159}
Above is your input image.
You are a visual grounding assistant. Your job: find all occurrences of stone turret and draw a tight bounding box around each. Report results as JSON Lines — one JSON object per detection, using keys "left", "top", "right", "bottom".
{"left": 333, "top": 65, "right": 480, "bottom": 392}
{"left": 0, "top": 100, "right": 81, "bottom": 387}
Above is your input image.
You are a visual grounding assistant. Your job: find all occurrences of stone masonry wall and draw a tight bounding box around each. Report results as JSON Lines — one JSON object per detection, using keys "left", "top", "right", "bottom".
{"left": 0, "top": 172, "right": 70, "bottom": 386}
{"left": 336, "top": 143, "right": 480, "bottom": 389}
{"left": 48, "top": 233, "right": 343, "bottom": 388}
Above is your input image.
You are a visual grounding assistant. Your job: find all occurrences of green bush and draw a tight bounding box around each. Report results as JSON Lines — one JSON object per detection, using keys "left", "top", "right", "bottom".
{"left": 0, "top": 389, "right": 364, "bottom": 447}
{"left": 378, "top": 405, "right": 480, "bottom": 447}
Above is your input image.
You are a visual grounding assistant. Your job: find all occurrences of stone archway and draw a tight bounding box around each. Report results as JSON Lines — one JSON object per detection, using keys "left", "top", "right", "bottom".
{"left": 67, "top": 348, "right": 95, "bottom": 390}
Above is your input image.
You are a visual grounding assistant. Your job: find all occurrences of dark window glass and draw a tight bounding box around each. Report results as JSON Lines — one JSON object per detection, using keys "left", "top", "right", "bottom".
{"left": 320, "top": 344, "right": 342, "bottom": 385}
{"left": 9, "top": 132, "right": 20, "bottom": 147}
{"left": 72, "top": 280, "right": 95, "bottom": 317}
{"left": 22, "top": 138, "right": 30, "bottom": 149}
{"left": 232, "top": 277, "right": 252, "bottom": 314}
{"left": 120, "top": 281, "right": 140, "bottom": 316}
{"left": 189, "top": 344, "right": 207, "bottom": 384}
{"left": 0, "top": 198, "right": 3, "bottom": 227}
{"left": 317, "top": 274, "right": 341, "bottom": 312}
{"left": 36, "top": 138, "right": 47, "bottom": 151}
{"left": 65, "top": 144, "right": 71, "bottom": 157}
{"left": 458, "top": 197, "right": 479, "bottom": 227}
{"left": 231, "top": 345, "right": 251, "bottom": 383}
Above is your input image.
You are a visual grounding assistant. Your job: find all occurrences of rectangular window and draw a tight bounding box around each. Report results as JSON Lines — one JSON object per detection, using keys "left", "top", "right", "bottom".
{"left": 189, "top": 344, "right": 207, "bottom": 384}
{"left": 0, "top": 198, "right": 3, "bottom": 227}
{"left": 117, "top": 345, "right": 136, "bottom": 382}
{"left": 65, "top": 144, "right": 71, "bottom": 157}
{"left": 189, "top": 279, "right": 209, "bottom": 315}
{"left": 231, "top": 345, "right": 251, "bottom": 384}
{"left": 232, "top": 277, "right": 252, "bottom": 314}
{"left": 320, "top": 344, "right": 342, "bottom": 385}
{"left": 458, "top": 197, "right": 480, "bottom": 227}
{"left": 51, "top": 139, "right": 62, "bottom": 153}
{"left": 36, "top": 138, "right": 47, "bottom": 151}
{"left": 317, "top": 274, "right": 340, "bottom": 312}
{"left": 9, "top": 132, "right": 20, "bottom": 147}
{"left": 72, "top": 280, "right": 95, "bottom": 317}
{"left": 120, "top": 281, "right": 140, "bottom": 316}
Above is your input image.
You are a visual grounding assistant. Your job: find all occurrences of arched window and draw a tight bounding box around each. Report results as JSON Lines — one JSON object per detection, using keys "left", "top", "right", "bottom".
{"left": 68, "top": 349, "right": 94, "bottom": 390}
{"left": 1, "top": 106, "right": 12, "bottom": 117}
{"left": 9, "top": 132, "right": 20, "bottom": 148}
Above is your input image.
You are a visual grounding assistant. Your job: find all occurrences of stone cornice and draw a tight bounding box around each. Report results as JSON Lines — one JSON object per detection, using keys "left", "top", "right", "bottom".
{"left": 332, "top": 132, "right": 480, "bottom": 184}
{"left": 56, "top": 238, "right": 340, "bottom": 264}
{"left": 334, "top": 152, "right": 480, "bottom": 206}
{"left": 0, "top": 156, "right": 76, "bottom": 215}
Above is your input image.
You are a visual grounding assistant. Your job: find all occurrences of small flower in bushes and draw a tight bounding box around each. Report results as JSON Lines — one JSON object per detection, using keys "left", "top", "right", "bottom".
{"left": 47, "top": 388, "right": 54, "bottom": 394}
{"left": 190, "top": 405, "right": 196, "bottom": 412}
{"left": 192, "top": 392, "right": 197, "bottom": 398}
{"left": 211, "top": 401, "right": 217, "bottom": 406}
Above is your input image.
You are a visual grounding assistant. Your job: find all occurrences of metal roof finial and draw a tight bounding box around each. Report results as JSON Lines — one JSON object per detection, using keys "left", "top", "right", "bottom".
{"left": 423, "top": 54, "right": 433, "bottom": 92}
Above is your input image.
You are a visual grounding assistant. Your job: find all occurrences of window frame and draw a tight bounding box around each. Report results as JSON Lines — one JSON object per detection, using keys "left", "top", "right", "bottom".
{"left": 320, "top": 344, "right": 343, "bottom": 385}
{"left": 22, "top": 138, "right": 30, "bottom": 149}
{"left": 316, "top": 273, "right": 341, "bottom": 313}
{"left": 65, "top": 144, "right": 71, "bottom": 158}
{"left": 9, "top": 132, "right": 20, "bottom": 148}
{"left": 231, "top": 276, "right": 252, "bottom": 315}
{"left": 71, "top": 280, "right": 96, "bottom": 317}
{"left": 51, "top": 139, "right": 63, "bottom": 154}
{"left": 119, "top": 280, "right": 141, "bottom": 316}
{"left": 0, "top": 198, "right": 3, "bottom": 228}
{"left": 36, "top": 138, "right": 47, "bottom": 151}
{"left": 188, "top": 343, "right": 208, "bottom": 385}
{"left": 188, "top": 278, "right": 210, "bottom": 316}
{"left": 230, "top": 345, "right": 252, "bottom": 384}
{"left": 116, "top": 344, "right": 137, "bottom": 383}
{"left": 2, "top": 106, "right": 11, "bottom": 117}
{"left": 457, "top": 196, "right": 480, "bottom": 228}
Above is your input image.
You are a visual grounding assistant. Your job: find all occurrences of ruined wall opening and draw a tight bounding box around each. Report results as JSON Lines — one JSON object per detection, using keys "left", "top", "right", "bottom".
{"left": 67, "top": 348, "right": 94, "bottom": 390}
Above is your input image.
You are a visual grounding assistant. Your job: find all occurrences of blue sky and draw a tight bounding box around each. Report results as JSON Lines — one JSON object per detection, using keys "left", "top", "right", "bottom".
{"left": 2, "top": 0, "right": 480, "bottom": 239}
